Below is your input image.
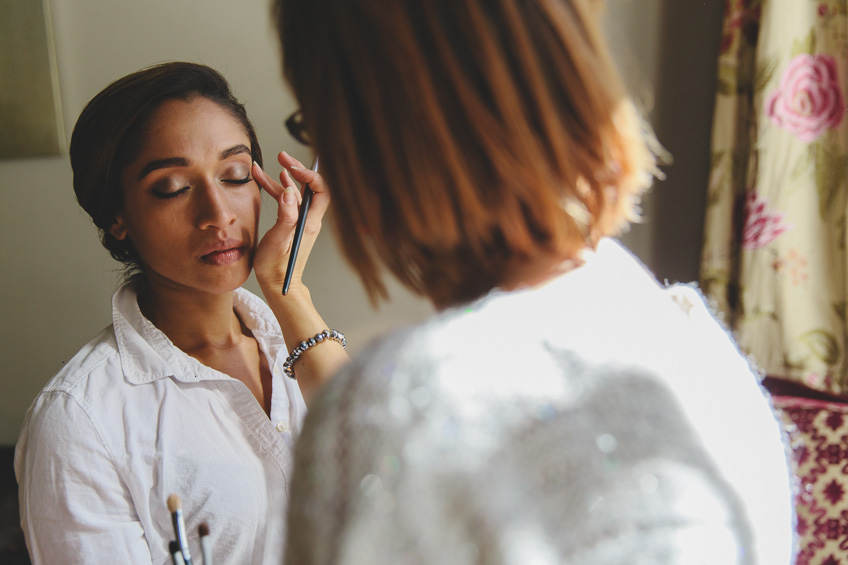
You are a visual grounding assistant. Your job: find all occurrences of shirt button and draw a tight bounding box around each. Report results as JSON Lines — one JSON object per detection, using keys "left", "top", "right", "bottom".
{"left": 276, "top": 421, "right": 289, "bottom": 433}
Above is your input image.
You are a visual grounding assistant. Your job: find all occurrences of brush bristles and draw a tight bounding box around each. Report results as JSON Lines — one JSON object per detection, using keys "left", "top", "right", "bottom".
{"left": 199, "top": 522, "right": 210, "bottom": 537}
{"left": 167, "top": 493, "right": 182, "bottom": 513}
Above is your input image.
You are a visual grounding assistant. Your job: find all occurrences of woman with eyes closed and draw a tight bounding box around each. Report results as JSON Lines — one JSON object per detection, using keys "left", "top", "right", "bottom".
{"left": 14, "top": 62, "right": 349, "bottom": 564}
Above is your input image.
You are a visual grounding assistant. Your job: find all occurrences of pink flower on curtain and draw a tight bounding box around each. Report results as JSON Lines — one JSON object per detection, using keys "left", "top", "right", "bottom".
{"left": 742, "top": 191, "right": 790, "bottom": 249}
{"left": 765, "top": 53, "right": 845, "bottom": 142}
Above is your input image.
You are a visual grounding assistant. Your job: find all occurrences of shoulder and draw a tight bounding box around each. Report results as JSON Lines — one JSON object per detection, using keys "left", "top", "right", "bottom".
{"left": 18, "top": 325, "right": 125, "bottom": 455}
{"left": 309, "top": 312, "right": 475, "bottom": 418}
{"left": 15, "top": 332, "right": 122, "bottom": 482}
{"left": 304, "top": 325, "right": 424, "bottom": 427}
{"left": 39, "top": 325, "right": 121, "bottom": 396}
{"left": 294, "top": 322, "right": 445, "bottom": 469}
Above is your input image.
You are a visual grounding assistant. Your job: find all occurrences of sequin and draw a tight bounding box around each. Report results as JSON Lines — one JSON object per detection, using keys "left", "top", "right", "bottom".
{"left": 595, "top": 433, "right": 617, "bottom": 454}
{"left": 360, "top": 474, "right": 383, "bottom": 497}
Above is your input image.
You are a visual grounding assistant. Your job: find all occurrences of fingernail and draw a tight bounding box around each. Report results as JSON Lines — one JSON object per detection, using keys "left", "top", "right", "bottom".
{"left": 281, "top": 151, "right": 304, "bottom": 171}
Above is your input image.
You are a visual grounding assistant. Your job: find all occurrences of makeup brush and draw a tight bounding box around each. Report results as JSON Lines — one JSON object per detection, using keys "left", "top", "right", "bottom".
{"left": 169, "top": 540, "right": 186, "bottom": 565}
{"left": 199, "top": 522, "right": 212, "bottom": 565}
{"left": 283, "top": 156, "right": 320, "bottom": 295}
{"left": 167, "top": 494, "right": 193, "bottom": 565}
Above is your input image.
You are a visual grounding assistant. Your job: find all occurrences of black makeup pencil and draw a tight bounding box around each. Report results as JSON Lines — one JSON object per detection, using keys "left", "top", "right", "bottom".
{"left": 283, "top": 156, "right": 320, "bottom": 295}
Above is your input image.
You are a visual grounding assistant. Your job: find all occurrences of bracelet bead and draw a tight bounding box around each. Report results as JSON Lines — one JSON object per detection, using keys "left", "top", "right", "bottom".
{"left": 283, "top": 329, "right": 346, "bottom": 379}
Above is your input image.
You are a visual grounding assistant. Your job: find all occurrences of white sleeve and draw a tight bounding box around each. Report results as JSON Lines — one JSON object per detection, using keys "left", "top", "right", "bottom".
{"left": 16, "top": 391, "right": 153, "bottom": 565}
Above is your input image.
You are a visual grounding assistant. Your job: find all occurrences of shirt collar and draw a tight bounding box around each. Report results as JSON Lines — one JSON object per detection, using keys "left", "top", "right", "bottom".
{"left": 111, "top": 282, "right": 284, "bottom": 385}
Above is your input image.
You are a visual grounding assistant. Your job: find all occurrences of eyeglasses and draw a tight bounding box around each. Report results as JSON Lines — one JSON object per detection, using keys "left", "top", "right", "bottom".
{"left": 285, "top": 109, "right": 311, "bottom": 146}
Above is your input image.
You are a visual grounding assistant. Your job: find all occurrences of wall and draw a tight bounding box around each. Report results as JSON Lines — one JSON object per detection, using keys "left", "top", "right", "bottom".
{"left": 0, "top": 0, "right": 724, "bottom": 445}
{"left": 606, "top": 0, "right": 725, "bottom": 284}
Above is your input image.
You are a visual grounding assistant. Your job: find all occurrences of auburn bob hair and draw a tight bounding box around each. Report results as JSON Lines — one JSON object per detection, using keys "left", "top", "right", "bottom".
{"left": 276, "top": 0, "right": 656, "bottom": 308}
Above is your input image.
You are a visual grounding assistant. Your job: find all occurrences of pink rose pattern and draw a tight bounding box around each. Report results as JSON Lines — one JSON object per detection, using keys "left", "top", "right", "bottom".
{"left": 742, "top": 191, "right": 790, "bottom": 249}
{"left": 765, "top": 53, "right": 845, "bottom": 143}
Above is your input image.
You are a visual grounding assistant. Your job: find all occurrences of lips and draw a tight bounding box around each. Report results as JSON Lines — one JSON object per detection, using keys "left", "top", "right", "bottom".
{"left": 200, "top": 239, "right": 247, "bottom": 266}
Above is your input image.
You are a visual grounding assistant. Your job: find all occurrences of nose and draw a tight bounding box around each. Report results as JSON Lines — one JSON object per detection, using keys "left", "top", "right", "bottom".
{"left": 195, "top": 180, "right": 237, "bottom": 230}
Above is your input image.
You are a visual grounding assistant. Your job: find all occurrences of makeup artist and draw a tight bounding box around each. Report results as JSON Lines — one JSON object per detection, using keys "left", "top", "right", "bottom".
{"left": 275, "top": 0, "right": 796, "bottom": 563}
{"left": 14, "top": 61, "right": 348, "bottom": 564}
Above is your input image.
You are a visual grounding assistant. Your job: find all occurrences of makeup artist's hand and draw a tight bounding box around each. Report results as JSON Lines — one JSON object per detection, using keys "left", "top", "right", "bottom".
{"left": 252, "top": 151, "right": 330, "bottom": 296}
{"left": 252, "top": 152, "right": 347, "bottom": 404}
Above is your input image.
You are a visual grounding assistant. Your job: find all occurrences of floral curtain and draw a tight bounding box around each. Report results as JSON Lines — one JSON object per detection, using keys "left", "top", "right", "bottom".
{"left": 701, "top": 0, "right": 848, "bottom": 397}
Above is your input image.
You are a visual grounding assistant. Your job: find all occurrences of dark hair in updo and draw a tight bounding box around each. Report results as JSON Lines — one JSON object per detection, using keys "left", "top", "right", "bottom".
{"left": 69, "top": 61, "right": 263, "bottom": 270}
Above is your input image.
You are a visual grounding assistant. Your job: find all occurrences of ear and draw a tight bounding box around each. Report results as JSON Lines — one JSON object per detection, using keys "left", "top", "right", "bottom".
{"left": 109, "top": 214, "right": 128, "bottom": 241}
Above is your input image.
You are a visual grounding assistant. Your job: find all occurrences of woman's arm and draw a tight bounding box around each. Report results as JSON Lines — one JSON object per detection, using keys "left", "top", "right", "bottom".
{"left": 252, "top": 151, "right": 350, "bottom": 405}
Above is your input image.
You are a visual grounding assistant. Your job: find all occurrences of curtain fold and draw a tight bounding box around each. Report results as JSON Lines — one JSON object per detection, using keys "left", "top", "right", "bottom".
{"left": 701, "top": 0, "right": 848, "bottom": 396}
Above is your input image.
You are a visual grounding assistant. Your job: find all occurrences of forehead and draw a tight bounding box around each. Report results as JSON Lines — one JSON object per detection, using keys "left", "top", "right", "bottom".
{"left": 138, "top": 97, "right": 250, "bottom": 156}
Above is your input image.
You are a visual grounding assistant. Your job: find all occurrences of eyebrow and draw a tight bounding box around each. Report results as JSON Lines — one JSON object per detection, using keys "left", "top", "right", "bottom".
{"left": 219, "top": 144, "right": 251, "bottom": 161}
{"left": 137, "top": 144, "right": 252, "bottom": 180}
{"left": 137, "top": 157, "right": 188, "bottom": 180}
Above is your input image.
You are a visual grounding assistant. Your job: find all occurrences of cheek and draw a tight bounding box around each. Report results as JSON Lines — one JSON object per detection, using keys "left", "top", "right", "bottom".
{"left": 120, "top": 200, "right": 184, "bottom": 254}
{"left": 246, "top": 189, "right": 262, "bottom": 228}
{"left": 251, "top": 190, "right": 261, "bottom": 214}
{"left": 127, "top": 216, "right": 180, "bottom": 261}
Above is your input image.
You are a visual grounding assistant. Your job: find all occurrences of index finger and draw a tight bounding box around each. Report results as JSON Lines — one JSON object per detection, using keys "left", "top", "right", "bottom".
{"left": 253, "top": 161, "right": 303, "bottom": 205}
{"left": 279, "top": 152, "right": 326, "bottom": 194}
{"left": 279, "top": 153, "right": 330, "bottom": 220}
{"left": 253, "top": 161, "right": 284, "bottom": 199}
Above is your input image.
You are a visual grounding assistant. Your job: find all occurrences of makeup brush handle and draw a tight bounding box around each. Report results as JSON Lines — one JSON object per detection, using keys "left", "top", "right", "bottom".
{"left": 283, "top": 186, "right": 313, "bottom": 295}
{"left": 200, "top": 536, "right": 213, "bottom": 565}
{"left": 170, "top": 512, "right": 192, "bottom": 565}
{"left": 170, "top": 541, "right": 186, "bottom": 565}
{"left": 282, "top": 156, "right": 320, "bottom": 296}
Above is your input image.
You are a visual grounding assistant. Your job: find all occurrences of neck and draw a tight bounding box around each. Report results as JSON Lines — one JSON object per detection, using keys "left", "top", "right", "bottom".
{"left": 137, "top": 280, "right": 245, "bottom": 353}
{"left": 431, "top": 247, "right": 587, "bottom": 311}
{"left": 499, "top": 249, "right": 586, "bottom": 293}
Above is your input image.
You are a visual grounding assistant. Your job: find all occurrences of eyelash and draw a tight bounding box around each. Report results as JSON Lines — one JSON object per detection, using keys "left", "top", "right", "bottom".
{"left": 153, "top": 187, "right": 189, "bottom": 200}
{"left": 224, "top": 174, "right": 254, "bottom": 186}
{"left": 152, "top": 174, "right": 253, "bottom": 200}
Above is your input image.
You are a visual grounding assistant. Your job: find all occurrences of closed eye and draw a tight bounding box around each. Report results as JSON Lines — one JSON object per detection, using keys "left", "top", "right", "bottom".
{"left": 223, "top": 174, "right": 253, "bottom": 186}
{"left": 152, "top": 186, "right": 190, "bottom": 200}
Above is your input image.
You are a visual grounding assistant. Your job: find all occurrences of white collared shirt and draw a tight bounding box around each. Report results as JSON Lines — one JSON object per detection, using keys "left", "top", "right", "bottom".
{"left": 15, "top": 282, "right": 307, "bottom": 564}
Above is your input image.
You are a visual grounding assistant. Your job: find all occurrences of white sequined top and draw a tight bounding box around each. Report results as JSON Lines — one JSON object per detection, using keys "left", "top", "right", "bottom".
{"left": 285, "top": 238, "right": 795, "bottom": 564}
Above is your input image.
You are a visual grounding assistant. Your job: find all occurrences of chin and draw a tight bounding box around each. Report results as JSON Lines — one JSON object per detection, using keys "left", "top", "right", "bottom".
{"left": 142, "top": 263, "right": 253, "bottom": 297}
{"left": 195, "top": 267, "right": 252, "bottom": 296}
{"left": 215, "top": 272, "right": 252, "bottom": 294}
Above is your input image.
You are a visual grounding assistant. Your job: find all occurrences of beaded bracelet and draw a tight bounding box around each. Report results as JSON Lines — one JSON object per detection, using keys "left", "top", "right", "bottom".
{"left": 283, "top": 329, "right": 346, "bottom": 379}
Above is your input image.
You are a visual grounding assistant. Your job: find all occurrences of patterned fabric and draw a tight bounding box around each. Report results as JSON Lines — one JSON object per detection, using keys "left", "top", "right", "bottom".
{"left": 700, "top": 0, "right": 848, "bottom": 396}
{"left": 776, "top": 395, "right": 848, "bottom": 564}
